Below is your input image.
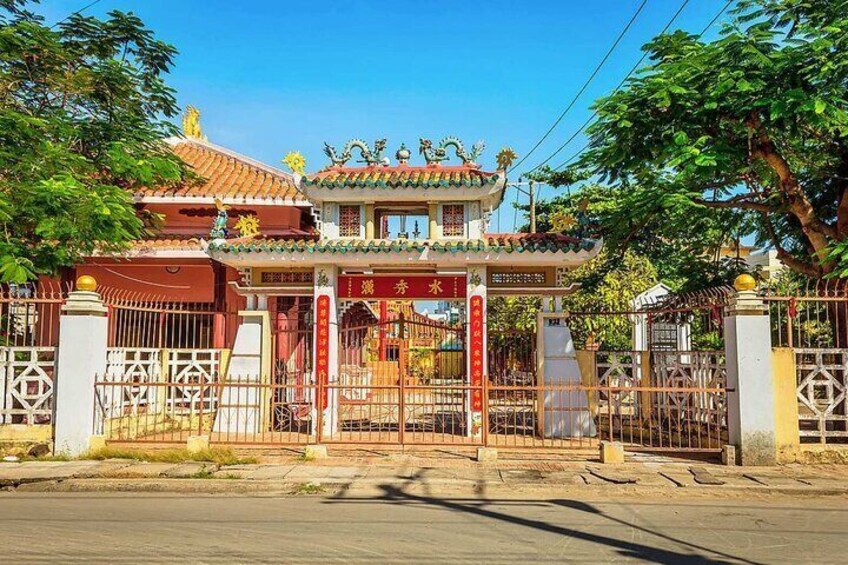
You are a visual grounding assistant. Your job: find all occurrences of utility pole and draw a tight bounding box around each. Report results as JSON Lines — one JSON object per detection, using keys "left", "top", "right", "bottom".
{"left": 508, "top": 180, "right": 539, "bottom": 233}
{"left": 529, "top": 180, "right": 536, "bottom": 233}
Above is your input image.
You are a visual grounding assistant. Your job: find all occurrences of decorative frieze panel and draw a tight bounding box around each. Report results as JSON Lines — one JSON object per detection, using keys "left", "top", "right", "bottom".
{"left": 253, "top": 268, "right": 314, "bottom": 287}
{"left": 0, "top": 347, "right": 57, "bottom": 425}
{"left": 489, "top": 267, "right": 555, "bottom": 288}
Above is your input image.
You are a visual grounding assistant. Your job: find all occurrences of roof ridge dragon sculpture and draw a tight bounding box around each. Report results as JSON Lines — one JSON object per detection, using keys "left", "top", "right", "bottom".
{"left": 419, "top": 137, "right": 486, "bottom": 166}
{"left": 323, "top": 139, "right": 387, "bottom": 167}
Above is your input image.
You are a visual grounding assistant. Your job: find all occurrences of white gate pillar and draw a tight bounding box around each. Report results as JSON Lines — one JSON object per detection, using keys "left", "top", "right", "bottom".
{"left": 724, "top": 274, "right": 777, "bottom": 465}
{"left": 214, "top": 304, "right": 271, "bottom": 435}
{"left": 466, "top": 266, "right": 487, "bottom": 437}
{"left": 538, "top": 308, "right": 596, "bottom": 438}
{"left": 54, "top": 276, "right": 108, "bottom": 456}
{"left": 313, "top": 265, "right": 339, "bottom": 438}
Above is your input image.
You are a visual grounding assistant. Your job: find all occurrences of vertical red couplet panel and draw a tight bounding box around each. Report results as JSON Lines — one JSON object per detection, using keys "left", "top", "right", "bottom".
{"left": 316, "top": 294, "right": 331, "bottom": 410}
{"left": 469, "top": 294, "right": 484, "bottom": 411}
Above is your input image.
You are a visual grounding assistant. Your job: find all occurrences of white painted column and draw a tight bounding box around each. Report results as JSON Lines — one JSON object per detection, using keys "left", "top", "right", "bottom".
{"left": 313, "top": 265, "right": 339, "bottom": 439}
{"left": 724, "top": 281, "right": 777, "bottom": 465}
{"left": 466, "top": 266, "right": 487, "bottom": 437}
{"left": 213, "top": 304, "right": 272, "bottom": 435}
{"left": 538, "top": 309, "right": 596, "bottom": 438}
{"left": 54, "top": 284, "right": 108, "bottom": 456}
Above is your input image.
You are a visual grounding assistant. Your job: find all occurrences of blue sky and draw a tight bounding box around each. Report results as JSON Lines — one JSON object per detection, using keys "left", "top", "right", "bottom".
{"left": 43, "top": 0, "right": 731, "bottom": 231}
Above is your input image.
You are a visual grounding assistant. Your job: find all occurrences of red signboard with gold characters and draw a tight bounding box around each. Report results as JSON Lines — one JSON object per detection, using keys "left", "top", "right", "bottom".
{"left": 469, "top": 295, "right": 484, "bottom": 411}
{"left": 315, "top": 294, "right": 331, "bottom": 409}
{"left": 338, "top": 275, "right": 465, "bottom": 300}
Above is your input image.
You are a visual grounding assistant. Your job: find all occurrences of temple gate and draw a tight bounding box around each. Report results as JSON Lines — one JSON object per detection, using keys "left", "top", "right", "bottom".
{"left": 205, "top": 138, "right": 601, "bottom": 445}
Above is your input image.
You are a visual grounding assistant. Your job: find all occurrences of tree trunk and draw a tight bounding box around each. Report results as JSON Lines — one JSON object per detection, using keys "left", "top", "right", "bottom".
{"left": 748, "top": 115, "right": 835, "bottom": 274}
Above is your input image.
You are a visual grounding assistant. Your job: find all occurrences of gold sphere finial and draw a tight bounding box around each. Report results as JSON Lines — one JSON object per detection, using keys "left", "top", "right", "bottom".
{"left": 76, "top": 275, "right": 97, "bottom": 292}
{"left": 733, "top": 273, "right": 756, "bottom": 292}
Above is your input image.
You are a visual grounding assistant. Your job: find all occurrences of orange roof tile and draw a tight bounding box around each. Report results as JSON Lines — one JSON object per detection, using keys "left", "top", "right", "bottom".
{"left": 135, "top": 138, "right": 308, "bottom": 203}
{"left": 129, "top": 236, "right": 203, "bottom": 252}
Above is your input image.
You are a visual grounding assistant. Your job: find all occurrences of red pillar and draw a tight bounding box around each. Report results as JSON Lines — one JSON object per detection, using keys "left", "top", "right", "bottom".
{"left": 378, "top": 300, "right": 388, "bottom": 362}
{"left": 212, "top": 313, "right": 226, "bottom": 349}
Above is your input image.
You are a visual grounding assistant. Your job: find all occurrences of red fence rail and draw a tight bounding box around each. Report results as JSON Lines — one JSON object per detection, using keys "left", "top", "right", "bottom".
{"left": 94, "top": 350, "right": 727, "bottom": 452}
{"left": 99, "top": 286, "right": 233, "bottom": 349}
{"left": 0, "top": 282, "right": 67, "bottom": 347}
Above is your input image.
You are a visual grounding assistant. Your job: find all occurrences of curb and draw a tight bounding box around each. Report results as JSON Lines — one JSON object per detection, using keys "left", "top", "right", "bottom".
{"left": 7, "top": 477, "right": 848, "bottom": 499}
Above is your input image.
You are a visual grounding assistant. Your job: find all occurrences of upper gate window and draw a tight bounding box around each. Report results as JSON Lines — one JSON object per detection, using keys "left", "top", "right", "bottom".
{"left": 339, "top": 205, "right": 361, "bottom": 238}
{"left": 442, "top": 204, "right": 465, "bottom": 237}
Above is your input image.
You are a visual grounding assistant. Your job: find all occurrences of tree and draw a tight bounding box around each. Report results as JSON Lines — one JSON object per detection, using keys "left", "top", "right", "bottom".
{"left": 566, "top": 0, "right": 848, "bottom": 279}
{"left": 521, "top": 178, "right": 751, "bottom": 290}
{"left": 487, "top": 250, "right": 659, "bottom": 350}
{"left": 0, "top": 0, "right": 187, "bottom": 282}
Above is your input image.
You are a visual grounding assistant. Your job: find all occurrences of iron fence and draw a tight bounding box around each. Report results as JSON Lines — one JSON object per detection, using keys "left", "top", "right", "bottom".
{"left": 0, "top": 281, "right": 67, "bottom": 348}
{"left": 764, "top": 279, "right": 848, "bottom": 349}
{"left": 0, "top": 282, "right": 65, "bottom": 425}
{"left": 100, "top": 287, "right": 231, "bottom": 349}
{"left": 94, "top": 350, "right": 726, "bottom": 452}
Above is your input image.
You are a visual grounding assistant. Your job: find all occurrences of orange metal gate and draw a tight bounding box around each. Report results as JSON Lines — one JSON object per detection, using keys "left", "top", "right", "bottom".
{"left": 332, "top": 313, "right": 471, "bottom": 445}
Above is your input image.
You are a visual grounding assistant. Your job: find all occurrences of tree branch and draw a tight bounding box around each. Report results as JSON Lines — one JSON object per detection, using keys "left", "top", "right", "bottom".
{"left": 693, "top": 196, "right": 772, "bottom": 212}
{"left": 760, "top": 212, "right": 821, "bottom": 277}
{"left": 746, "top": 113, "right": 838, "bottom": 247}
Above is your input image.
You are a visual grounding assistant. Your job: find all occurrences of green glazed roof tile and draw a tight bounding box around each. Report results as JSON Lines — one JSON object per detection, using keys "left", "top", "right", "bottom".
{"left": 209, "top": 233, "right": 597, "bottom": 256}
{"left": 305, "top": 165, "right": 500, "bottom": 190}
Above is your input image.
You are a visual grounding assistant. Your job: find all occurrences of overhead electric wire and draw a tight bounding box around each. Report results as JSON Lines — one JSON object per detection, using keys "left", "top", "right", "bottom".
{"left": 526, "top": 0, "right": 693, "bottom": 175}
{"left": 507, "top": 0, "right": 650, "bottom": 175}
{"left": 51, "top": 0, "right": 103, "bottom": 28}
{"left": 698, "top": 0, "right": 735, "bottom": 36}
{"left": 542, "top": 0, "right": 735, "bottom": 173}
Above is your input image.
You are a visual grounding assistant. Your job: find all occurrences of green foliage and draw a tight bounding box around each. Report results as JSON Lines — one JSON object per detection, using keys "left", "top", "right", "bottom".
{"left": 557, "top": 0, "right": 848, "bottom": 279}
{"left": 520, "top": 181, "right": 749, "bottom": 290}
{"left": 559, "top": 250, "right": 658, "bottom": 350}
{"left": 0, "top": 2, "right": 187, "bottom": 281}
{"left": 487, "top": 250, "right": 658, "bottom": 350}
{"left": 487, "top": 296, "right": 540, "bottom": 334}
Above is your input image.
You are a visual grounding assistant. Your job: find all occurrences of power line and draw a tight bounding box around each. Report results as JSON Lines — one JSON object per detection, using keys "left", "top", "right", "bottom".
{"left": 554, "top": 143, "right": 590, "bottom": 171}
{"left": 699, "top": 0, "right": 735, "bottom": 36}
{"left": 507, "top": 0, "right": 650, "bottom": 175}
{"left": 543, "top": 0, "right": 735, "bottom": 173}
{"left": 51, "top": 0, "right": 103, "bottom": 28}
{"left": 528, "top": 0, "right": 693, "bottom": 175}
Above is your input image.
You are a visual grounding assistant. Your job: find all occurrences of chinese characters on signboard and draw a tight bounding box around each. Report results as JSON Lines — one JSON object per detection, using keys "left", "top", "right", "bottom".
{"left": 338, "top": 275, "right": 465, "bottom": 300}
{"left": 469, "top": 294, "right": 484, "bottom": 411}
{"left": 316, "top": 294, "right": 331, "bottom": 409}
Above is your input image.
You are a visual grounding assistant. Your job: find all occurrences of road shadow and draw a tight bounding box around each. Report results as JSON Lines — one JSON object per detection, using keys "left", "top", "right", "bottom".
{"left": 325, "top": 471, "right": 764, "bottom": 565}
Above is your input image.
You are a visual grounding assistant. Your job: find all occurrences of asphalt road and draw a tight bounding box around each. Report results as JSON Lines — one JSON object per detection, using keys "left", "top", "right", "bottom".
{"left": 0, "top": 491, "right": 845, "bottom": 563}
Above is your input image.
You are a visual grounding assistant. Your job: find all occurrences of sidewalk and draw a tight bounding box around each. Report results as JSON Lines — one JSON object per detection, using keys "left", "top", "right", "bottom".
{"left": 2, "top": 451, "right": 847, "bottom": 498}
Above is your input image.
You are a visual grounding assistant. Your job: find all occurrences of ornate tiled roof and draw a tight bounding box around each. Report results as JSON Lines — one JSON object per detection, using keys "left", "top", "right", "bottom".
{"left": 208, "top": 233, "right": 596, "bottom": 255}
{"left": 303, "top": 165, "right": 500, "bottom": 189}
{"left": 135, "top": 138, "right": 307, "bottom": 202}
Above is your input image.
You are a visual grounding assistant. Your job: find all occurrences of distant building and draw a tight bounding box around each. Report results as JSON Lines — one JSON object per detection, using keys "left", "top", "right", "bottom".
{"left": 717, "top": 244, "right": 785, "bottom": 280}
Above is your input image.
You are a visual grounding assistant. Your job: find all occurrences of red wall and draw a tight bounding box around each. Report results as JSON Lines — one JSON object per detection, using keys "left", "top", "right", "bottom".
{"left": 78, "top": 261, "right": 215, "bottom": 303}
{"left": 141, "top": 203, "right": 308, "bottom": 237}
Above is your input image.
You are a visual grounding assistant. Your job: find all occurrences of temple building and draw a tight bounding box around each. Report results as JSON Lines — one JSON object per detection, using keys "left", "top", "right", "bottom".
{"left": 60, "top": 109, "right": 603, "bottom": 441}
{"left": 72, "top": 112, "right": 316, "bottom": 348}
{"left": 201, "top": 135, "right": 601, "bottom": 438}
